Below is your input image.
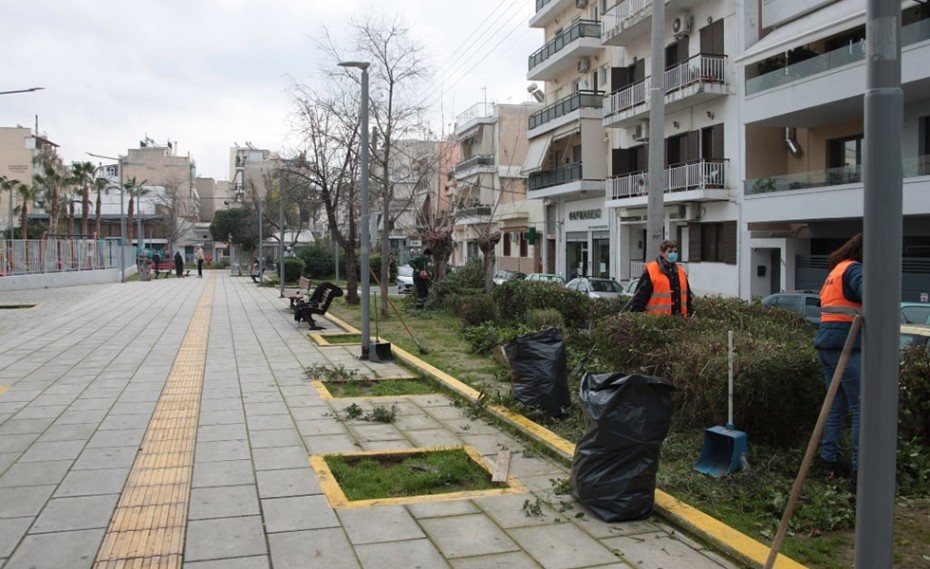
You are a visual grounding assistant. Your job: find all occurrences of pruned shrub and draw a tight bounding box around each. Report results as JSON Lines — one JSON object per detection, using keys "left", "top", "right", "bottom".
{"left": 295, "top": 243, "right": 335, "bottom": 279}
{"left": 899, "top": 346, "right": 930, "bottom": 446}
{"left": 493, "top": 280, "right": 591, "bottom": 330}
{"left": 425, "top": 257, "right": 484, "bottom": 311}
{"left": 284, "top": 256, "right": 305, "bottom": 283}
{"left": 527, "top": 309, "right": 564, "bottom": 330}
{"left": 460, "top": 294, "right": 499, "bottom": 326}
{"left": 461, "top": 323, "right": 502, "bottom": 356}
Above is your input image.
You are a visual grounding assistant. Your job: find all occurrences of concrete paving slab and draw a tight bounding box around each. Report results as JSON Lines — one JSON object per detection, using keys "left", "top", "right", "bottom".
{"left": 252, "top": 446, "right": 313, "bottom": 471}
{"left": 2, "top": 527, "right": 105, "bottom": 569}
{"left": 0, "top": 460, "right": 73, "bottom": 488}
{"left": 198, "top": 409, "right": 247, "bottom": 425}
{"left": 29, "top": 494, "right": 120, "bottom": 533}
{"left": 405, "top": 500, "right": 481, "bottom": 519}
{"left": 261, "top": 495, "right": 340, "bottom": 533}
{"left": 195, "top": 439, "right": 251, "bottom": 462}
{"left": 185, "top": 516, "right": 268, "bottom": 562}
{"left": 295, "top": 418, "right": 348, "bottom": 437}
{"left": 86, "top": 427, "right": 145, "bottom": 448}
{"left": 0, "top": 518, "right": 32, "bottom": 558}
{"left": 55, "top": 467, "right": 130, "bottom": 497}
{"left": 197, "top": 423, "right": 249, "bottom": 442}
{"left": 0, "top": 485, "right": 56, "bottom": 518}
{"left": 248, "top": 428, "right": 302, "bottom": 449}
{"left": 37, "top": 422, "right": 98, "bottom": 442}
{"left": 602, "top": 532, "right": 731, "bottom": 569}
{"left": 18, "top": 439, "right": 86, "bottom": 462}
{"left": 0, "top": 432, "right": 40, "bottom": 453}
{"left": 268, "top": 528, "right": 360, "bottom": 569}
{"left": 72, "top": 445, "right": 139, "bottom": 470}
{"left": 192, "top": 460, "right": 256, "bottom": 488}
{"left": 475, "top": 494, "right": 568, "bottom": 528}
{"left": 200, "top": 398, "right": 245, "bottom": 412}
{"left": 244, "top": 402, "right": 290, "bottom": 416}
{"left": 303, "top": 433, "right": 361, "bottom": 454}
{"left": 184, "top": 556, "right": 271, "bottom": 569}
{"left": 49, "top": 408, "right": 108, "bottom": 425}
{"left": 355, "top": 538, "right": 449, "bottom": 569}
{"left": 405, "top": 429, "right": 464, "bottom": 448}
{"left": 67, "top": 398, "right": 115, "bottom": 411}
{"left": 450, "top": 551, "right": 544, "bottom": 569}
{"left": 337, "top": 506, "right": 425, "bottom": 544}
{"left": 420, "top": 514, "right": 521, "bottom": 559}
{"left": 189, "top": 485, "right": 261, "bottom": 520}
{"left": 256, "top": 468, "right": 322, "bottom": 498}
{"left": 0, "top": 417, "right": 55, "bottom": 434}
{"left": 346, "top": 423, "right": 405, "bottom": 443}
{"left": 569, "top": 513, "right": 662, "bottom": 539}
{"left": 97, "top": 413, "right": 151, "bottom": 430}
{"left": 508, "top": 523, "right": 624, "bottom": 569}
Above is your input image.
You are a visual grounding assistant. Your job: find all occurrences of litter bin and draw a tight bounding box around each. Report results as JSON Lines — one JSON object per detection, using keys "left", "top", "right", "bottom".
{"left": 570, "top": 372, "right": 675, "bottom": 521}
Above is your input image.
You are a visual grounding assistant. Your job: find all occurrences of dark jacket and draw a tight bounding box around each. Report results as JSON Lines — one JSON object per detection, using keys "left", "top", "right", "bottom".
{"left": 174, "top": 252, "right": 184, "bottom": 269}
{"left": 410, "top": 253, "right": 431, "bottom": 279}
{"left": 629, "top": 258, "right": 694, "bottom": 315}
{"left": 814, "top": 261, "right": 863, "bottom": 351}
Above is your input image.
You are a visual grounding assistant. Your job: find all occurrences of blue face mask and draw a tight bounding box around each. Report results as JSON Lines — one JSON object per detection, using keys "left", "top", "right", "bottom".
{"left": 667, "top": 251, "right": 679, "bottom": 263}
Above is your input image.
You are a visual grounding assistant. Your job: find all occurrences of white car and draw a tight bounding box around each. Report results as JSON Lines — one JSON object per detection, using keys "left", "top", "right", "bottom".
{"left": 396, "top": 265, "right": 414, "bottom": 295}
{"left": 566, "top": 277, "right": 625, "bottom": 299}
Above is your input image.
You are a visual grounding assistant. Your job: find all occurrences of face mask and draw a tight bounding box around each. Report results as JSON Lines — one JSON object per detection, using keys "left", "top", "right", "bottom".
{"left": 667, "top": 252, "right": 679, "bottom": 263}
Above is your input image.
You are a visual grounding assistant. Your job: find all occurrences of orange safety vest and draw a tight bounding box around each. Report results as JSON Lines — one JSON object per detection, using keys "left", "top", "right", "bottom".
{"left": 820, "top": 259, "right": 862, "bottom": 323}
{"left": 645, "top": 261, "right": 689, "bottom": 317}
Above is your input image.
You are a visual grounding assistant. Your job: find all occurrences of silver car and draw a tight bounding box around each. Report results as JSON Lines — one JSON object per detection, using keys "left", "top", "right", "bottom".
{"left": 566, "top": 277, "right": 625, "bottom": 299}
{"left": 396, "top": 265, "right": 414, "bottom": 295}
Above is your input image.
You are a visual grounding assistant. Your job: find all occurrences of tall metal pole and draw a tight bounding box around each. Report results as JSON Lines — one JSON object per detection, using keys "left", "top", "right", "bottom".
{"left": 646, "top": 0, "right": 666, "bottom": 261}
{"left": 258, "top": 198, "right": 263, "bottom": 269}
{"left": 119, "top": 157, "right": 125, "bottom": 283}
{"left": 856, "top": 1, "right": 902, "bottom": 566}
{"left": 359, "top": 66, "right": 371, "bottom": 360}
{"left": 279, "top": 180, "right": 286, "bottom": 298}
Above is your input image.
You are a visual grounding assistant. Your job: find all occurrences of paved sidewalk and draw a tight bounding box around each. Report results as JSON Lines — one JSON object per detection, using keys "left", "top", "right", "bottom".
{"left": 0, "top": 272, "right": 744, "bottom": 569}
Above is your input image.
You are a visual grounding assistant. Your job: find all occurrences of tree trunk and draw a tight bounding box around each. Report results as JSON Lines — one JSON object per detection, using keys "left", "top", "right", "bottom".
{"left": 478, "top": 231, "right": 501, "bottom": 294}
{"left": 380, "top": 134, "right": 391, "bottom": 319}
{"left": 95, "top": 190, "right": 102, "bottom": 238}
{"left": 127, "top": 198, "right": 135, "bottom": 246}
{"left": 69, "top": 202, "right": 76, "bottom": 237}
{"left": 81, "top": 184, "right": 90, "bottom": 236}
{"left": 20, "top": 204, "right": 28, "bottom": 239}
{"left": 344, "top": 247, "right": 359, "bottom": 304}
{"left": 49, "top": 189, "right": 60, "bottom": 237}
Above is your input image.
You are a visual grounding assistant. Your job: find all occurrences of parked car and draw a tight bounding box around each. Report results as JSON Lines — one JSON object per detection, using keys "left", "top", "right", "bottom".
{"left": 900, "top": 302, "right": 930, "bottom": 325}
{"left": 396, "top": 265, "right": 414, "bottom": 295}
{"left": 761, "top": 291, "right": 822, "bottom": 325}
{"left": 900, "top": 324, "right": 930, "bottom": 350}
{"left": 492, "top": 270, "right": 526, "bottom": 286}
{"left": 623, "top": 277, "right": 641, "bottom": 295}
{"left": 525, "top": 273, "right": 565, "bottom": 285}
{"left": 566, "top": 277, "right": 626, "bottom": 299}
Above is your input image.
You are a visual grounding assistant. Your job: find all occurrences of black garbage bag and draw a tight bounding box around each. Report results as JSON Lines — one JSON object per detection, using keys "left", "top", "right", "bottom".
{"left": 504, "top": 327, "right": 571, "bottom": 417}
{"left": 570, "top": 372, "right": 675, "bottom": 521}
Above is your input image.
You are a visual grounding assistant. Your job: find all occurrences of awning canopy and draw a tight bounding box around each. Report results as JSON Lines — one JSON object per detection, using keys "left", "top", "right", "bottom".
{"left": 521, "top": 134, "right": 552, "bottom": 174}
{"left": 552, "top": 124, "right": 581, "bottom": 143}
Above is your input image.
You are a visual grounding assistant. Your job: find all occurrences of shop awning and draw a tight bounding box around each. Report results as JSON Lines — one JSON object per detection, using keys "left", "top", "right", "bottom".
{"left": 552, "top": 124, "right": 580, "bottom": 143}
{"left": 521, "top": 134, "right": 552, "bottom": 174}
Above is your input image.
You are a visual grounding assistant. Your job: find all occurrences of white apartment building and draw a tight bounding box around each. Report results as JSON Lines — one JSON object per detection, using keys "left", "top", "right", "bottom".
{"left": 737, "top": 0, "right": 930, "bottom": 301}
{"left": 453, "top": 102, "right": 543, "bottom": 271}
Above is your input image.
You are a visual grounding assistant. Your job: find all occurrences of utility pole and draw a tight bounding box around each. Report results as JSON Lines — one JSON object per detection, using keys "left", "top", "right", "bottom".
{"left": 279, "top": 177, "right": 286, "bottom": 298}
{"left": 646, "top": 0, "right": 667, "bottom": 261}
{"left": 258, "top": 197, "right": 263, "bottom": 269}
{"left": 856, "top": 0, "right": 902, "bottom": 566}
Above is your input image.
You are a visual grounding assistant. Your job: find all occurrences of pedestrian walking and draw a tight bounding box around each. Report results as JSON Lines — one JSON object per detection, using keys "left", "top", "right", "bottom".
{"left": 195, "top": 246, "right": 205, "bottom": 278}
{"left": 814, "top": 233, "right": 863, "bottom": 485}
{"left": 174, "top": 251, "right": 184, "bottom": 278}
{"left": 151, "top": 251, "right": 161, "bottom": 279}
{"left": 629, "top": 239, "right": 693, "bottom": 316}
{"left": 140, "top": 255, "right": 152, "bottom": 281}
{"left": 409, "top": 248, "right": 432, "bottom": 309}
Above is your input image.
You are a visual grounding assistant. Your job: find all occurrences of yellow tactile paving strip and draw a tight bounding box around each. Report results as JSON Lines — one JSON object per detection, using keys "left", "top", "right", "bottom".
{"left": 93, "top": 277, "right": 214, "bottom": 569}
{"left": 0, "top": 385, "right": 9, "bottom": 396}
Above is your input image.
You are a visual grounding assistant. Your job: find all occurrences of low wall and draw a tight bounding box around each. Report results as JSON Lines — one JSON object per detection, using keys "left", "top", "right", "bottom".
{"left": 0, "top": 266, "right": 138, "bottom": 292}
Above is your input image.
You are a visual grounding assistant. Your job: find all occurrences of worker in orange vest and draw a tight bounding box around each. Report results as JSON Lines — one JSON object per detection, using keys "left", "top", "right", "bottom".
{"left": 815, "top": 233, "right": 863, "bottom": 484}
{"left": 630, "top": 239, "right": 693, "bottom": 317}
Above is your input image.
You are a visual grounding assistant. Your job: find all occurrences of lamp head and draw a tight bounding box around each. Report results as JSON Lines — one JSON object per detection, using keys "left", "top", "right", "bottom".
{"left": 338, "top": 61, "right": 370, "bottom": 70}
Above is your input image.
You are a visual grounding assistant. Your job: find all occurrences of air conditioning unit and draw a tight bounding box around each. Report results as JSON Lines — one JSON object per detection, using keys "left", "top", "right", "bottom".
{"left": 631, "top": 121, "right": 649, "bottom": 142}
{"left": 577, "top": 57, "right": 590, "bottom": 73}
{"left": 677, "top": 203, "right": 702, "bottom": 221}
{"left": 673, "top": 13, "right": 693, "bottom": 36}
{"left": 575, "top": 0, "right": 588, "bottom": 8}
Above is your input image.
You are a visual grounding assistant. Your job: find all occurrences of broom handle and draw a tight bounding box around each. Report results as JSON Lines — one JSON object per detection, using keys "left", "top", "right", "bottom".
{"left": 763, "top": 315, "right": 862, "bottom": 569}
{"left": 727, "top": 330, "right": 734, "bottom": 427}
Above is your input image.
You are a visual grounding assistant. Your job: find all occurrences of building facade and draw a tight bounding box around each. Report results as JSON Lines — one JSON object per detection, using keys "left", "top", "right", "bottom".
{"left": 0, "top": 127, "right": 59, "bottom": 233}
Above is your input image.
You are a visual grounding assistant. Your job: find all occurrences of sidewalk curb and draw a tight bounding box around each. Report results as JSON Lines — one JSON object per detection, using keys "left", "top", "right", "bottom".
{"left": 321, "top": 313, "right": 807, "bottom": 569}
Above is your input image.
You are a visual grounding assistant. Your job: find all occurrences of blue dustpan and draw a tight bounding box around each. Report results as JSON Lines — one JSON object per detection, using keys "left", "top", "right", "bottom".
{"left": 695, "top": 332, "right": 749, "bottom": 477}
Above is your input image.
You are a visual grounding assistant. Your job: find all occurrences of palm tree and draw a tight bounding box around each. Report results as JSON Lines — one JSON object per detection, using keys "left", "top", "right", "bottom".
{"left": 16, "top": 183, "right": 38, "bottom": 239}
{"left": 70, "top": 162, "right": 96, "bottom": 237}
{"left": 32, "top": 148, "right": 65, "bottom": 236}
{"left": 1, "top": 176, "right": 20, "bottom": 239}
{"left": 93, "top": 177, "right": 109, "bottom": 238}
{"left": 124, "top": 177, "right": 149, "bottom": 247}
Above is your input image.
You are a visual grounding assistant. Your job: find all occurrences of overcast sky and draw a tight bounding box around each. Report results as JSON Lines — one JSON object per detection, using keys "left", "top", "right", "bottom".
{"left": 1, "top": 0, "right": 541, "bottom": 181}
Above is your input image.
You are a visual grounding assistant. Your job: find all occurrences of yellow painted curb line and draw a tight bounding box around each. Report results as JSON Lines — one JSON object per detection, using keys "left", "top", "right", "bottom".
{"left": 309, "top": 445, "right": 527, "bottom": 509}
{"left": 309, "top": 332, "right": 361, "bottom": 346}
{"left": 320, "top": 311, "right": 805, "bottom": 568}
{"left": 0, "top": 385, "right": 9, "bottom": 396}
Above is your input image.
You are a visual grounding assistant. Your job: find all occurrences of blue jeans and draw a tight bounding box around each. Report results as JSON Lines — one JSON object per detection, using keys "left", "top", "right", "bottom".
{"left": 817, "top": 348, "right": 861, "bottom": 469}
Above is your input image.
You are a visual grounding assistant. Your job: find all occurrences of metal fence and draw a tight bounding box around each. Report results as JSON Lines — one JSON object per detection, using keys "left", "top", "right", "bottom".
{"left": 0, "top": 239, "right": 125, "bottom": 276}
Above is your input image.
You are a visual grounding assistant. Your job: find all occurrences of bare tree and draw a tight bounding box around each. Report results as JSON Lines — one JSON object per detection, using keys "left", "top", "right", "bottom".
{"left": 152, "top": 175, "right": 194, "bottom": 252}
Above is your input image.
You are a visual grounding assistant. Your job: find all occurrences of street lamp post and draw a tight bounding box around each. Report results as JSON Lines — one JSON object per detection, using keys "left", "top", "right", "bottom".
{"left": 87, "top": 152, "right": 125, "bottom": 282}
{"left": 339, "top": 60, "right": 372, "bottom": 360}
{"left": 0, "top": 87, "right": 44, "bottom": 96}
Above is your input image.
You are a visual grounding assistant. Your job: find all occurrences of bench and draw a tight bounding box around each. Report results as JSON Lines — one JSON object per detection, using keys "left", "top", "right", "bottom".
{"left": 294, "top": 282, "right": 344, "bottom": 330}
{"left": 288, "top": 276, "right": 312, "bottom": 308}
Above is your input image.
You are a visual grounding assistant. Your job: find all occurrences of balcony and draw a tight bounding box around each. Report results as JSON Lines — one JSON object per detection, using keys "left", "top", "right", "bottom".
{"left": 747, "top": 19, "right": 930, "bottom": 96}
{"left": 606, "top": 160, "right": 729, "bottom": 206}
{"left": 454, "top": 102, "right": 495, "bottom": 138}
{"left": 530, "top": 0, "right": 575, "bottom": 28}
{"left": 745, "top": 156, "right": 930, "bottom": 196}
{"left": 528, "top": 162, "right": 606, "bottom": 199}
{"left": 603, "top": 54, "right": 728, "bottom": 129}
{"left": 528, "top": 90, "right": 604, "bottom": 139}
{"left": 528, "top": 20, "right": 602, "bottom": 81}
{"left": 601, "top": 0, "right": 657, "bottom": 46}
{"left": 453, "top": 155, "right": 496, "bottom": 179}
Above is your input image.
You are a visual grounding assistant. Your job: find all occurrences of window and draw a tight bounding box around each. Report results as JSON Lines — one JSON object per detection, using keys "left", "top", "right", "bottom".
{"left": 827, "top": 135, "right": 864, "bottom": 168}
{"left": 503, "top": 233, "right": 512, "bottom": 256}
{"left": 520, "top": 234, "right": 528, "bottom": 257}
{"left": 804, "top": 297, "right": 821, "bottom": 319}
{"left": 689, "top": 221, "right": 736, "bottom": 264}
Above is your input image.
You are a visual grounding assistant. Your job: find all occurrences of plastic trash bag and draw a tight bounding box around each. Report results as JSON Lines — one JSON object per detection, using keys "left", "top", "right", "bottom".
{"left": 571, "top": 373, "right": 675, "bottom": 521}
{"left": 504, "top": 327, "right": 571, "bottom": 417}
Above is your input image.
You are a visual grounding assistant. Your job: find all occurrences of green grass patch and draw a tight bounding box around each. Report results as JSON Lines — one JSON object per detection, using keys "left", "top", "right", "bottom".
{"left": 324, "top": 448, "right": 495, "bottom": 501}
{"left": 327, "top": 379, "right": 435, "bottom": 398}
{"left": 322, "top": 334, "right": 362, "bottom": 344}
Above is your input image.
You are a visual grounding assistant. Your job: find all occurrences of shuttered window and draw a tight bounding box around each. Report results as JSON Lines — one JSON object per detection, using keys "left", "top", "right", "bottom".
{"left": 690, "top": 221, "right": 737, "bottom": 264}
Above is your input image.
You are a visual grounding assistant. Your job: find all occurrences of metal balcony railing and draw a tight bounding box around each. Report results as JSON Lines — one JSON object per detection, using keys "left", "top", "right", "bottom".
{"left": 536, "top": 0, "right": 554, "bottom": 12}
{"left": 601, "top": 0, "right": 651, "bottom": 38}
{"left": 528, "top": 20, "right": 601, "bottom": 71}
{"left": 458, "top": 205, "right": 492, "bottom": 217}
{"left": 604, "top": 54, "right": 727, "bottom": 118}
{"left": 454, "top": 155, "right": 495, "bottom": 174}
{"left": 529, "top": 90, "right": 604, "bottom": 131}
{"left": 529, "top": 162, "right": 583, "bottom": 191}
{"left": 744, "top": 155, "right": 930, "bottom": 195}
{"left": 454, "top": 102, "right": 493, "bottom": 129}
{"left": 746, "top": 18, "right": 930, "bottom": 95}
{"left": 608, "top": 159, "right": 727, "bottom": 199}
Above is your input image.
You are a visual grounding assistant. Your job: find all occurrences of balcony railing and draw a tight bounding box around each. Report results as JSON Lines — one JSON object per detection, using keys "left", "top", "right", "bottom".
{"left": 746, "top": 18, "right": 930, "bottom": 96}
{"left": 529, "top": 162, "right": 583, "bottom": 191}
{"left": 529, "top": 90, "right": 604, "bottom": 131}
{"left": 744, "top": 155, "right": 930, "bottom": 195}
{"left": 601, "top": 0, "right": 651, "bottom": 38}
{"left": 608, "top": 160, "right": 727, "bottom": 199}
{"left": 454, "top": 155, "right": 494, "bottom": 174}
{"left": 528, "top": 20, "right": 601, "bottom": 71}
{"left": 604, "top": 54, "right": 727, "bottom": 118}
{"left": 455, "top": 102, "right": 493, "bottom": 128}
{"left": 536, "top": 0, "right": 554, "bottom": 11}
{"left": 458, "top": 205, "right": 492, "bottom": 218}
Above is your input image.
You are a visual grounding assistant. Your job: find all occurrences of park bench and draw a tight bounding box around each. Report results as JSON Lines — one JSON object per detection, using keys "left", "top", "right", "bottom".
{"left": 288, "top": 276, "right": 312, "bottom": 308}
{"left": 294, "top": 282, "right": 344, "bottom": 330}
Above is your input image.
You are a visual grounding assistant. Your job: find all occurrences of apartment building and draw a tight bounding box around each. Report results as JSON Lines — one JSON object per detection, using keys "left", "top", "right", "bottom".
{"left": 122, "top": 144, "right": 199, "bottom": 222}
{"left": 230, "top": 146, "right": 275, "bottom": 201}
{"left": 453, "top": 102, "right": 542, "bottom": 271}
{"left": 737, "top": 0, "right": 930, "bottom": 301}
{"left": 0, "top": 127, "right": 59, "bottom": 233}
